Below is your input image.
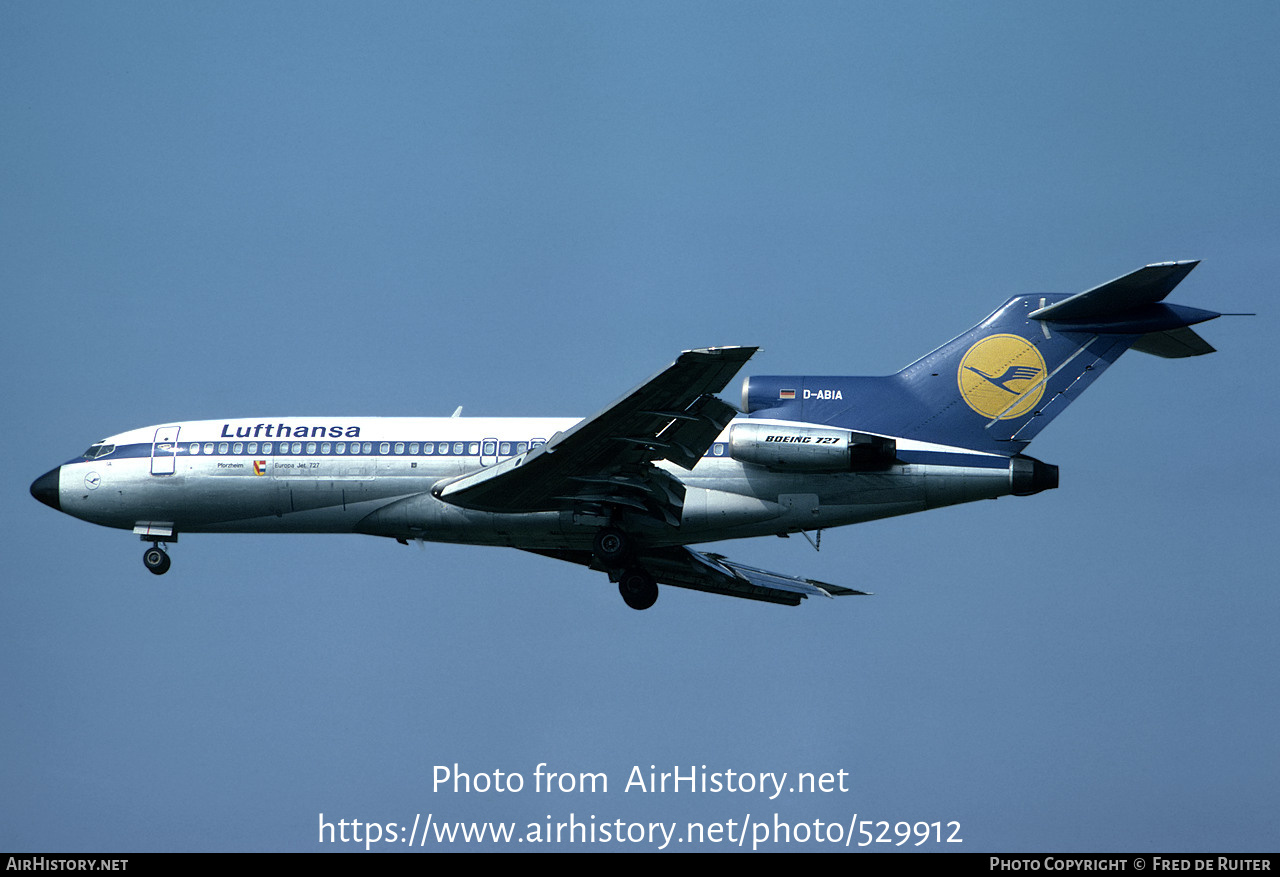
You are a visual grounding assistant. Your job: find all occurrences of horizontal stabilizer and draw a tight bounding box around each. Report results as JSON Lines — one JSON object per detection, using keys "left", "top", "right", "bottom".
{"left": 1130, "top": 326, "right": 1217, "bottom": 358}
{"left": 1028, "top": 260, "right": 1199, "bottom": 321}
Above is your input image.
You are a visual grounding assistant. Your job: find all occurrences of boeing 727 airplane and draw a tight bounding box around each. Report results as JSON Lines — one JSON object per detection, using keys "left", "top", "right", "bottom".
{"left": 30, "top": 262, "right": 1223, "bottom": 609}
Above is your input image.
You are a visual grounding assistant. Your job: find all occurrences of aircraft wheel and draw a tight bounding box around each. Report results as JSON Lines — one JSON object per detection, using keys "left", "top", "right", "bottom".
{"left": 618, "top": 567, "right": 658, "bottom": 611}
{"left": 143, "top": 546, "right": 171, "bottom": 576}
{"left": 593, "top": 526, "right": 631, "bottom": 565}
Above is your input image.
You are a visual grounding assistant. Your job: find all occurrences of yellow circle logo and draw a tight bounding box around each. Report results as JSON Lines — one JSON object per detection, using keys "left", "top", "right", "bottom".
{"left": 957, "top": 334, "right": 1047, "bottom": 420}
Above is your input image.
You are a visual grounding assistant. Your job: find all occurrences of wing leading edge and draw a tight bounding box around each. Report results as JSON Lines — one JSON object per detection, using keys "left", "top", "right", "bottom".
{"left": 527, "top": 545, "right": 870, "bottom": 607}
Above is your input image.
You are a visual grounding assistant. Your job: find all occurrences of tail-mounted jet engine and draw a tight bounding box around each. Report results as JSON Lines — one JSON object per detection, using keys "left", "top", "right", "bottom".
{"left": 728, "top": 422, "right": 896, "bottom": 472}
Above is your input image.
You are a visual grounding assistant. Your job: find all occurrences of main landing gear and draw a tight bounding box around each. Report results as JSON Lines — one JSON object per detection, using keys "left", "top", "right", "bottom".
{"left": 592, "top": 526, "right": 630, "bottom": 565}
{"left": 143, "top": 543, "right": 171, "bottom": 575}
{"left": 617, "top": 567, "right": 658, "bottom": 611}
{"left": 593, "top": 526, "right": 658, "bottom": 611}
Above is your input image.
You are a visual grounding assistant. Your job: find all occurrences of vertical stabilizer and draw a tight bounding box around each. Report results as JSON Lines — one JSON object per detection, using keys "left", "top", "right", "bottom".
{"left": 744, "top": 262, "right": 1219, "bottom": 455}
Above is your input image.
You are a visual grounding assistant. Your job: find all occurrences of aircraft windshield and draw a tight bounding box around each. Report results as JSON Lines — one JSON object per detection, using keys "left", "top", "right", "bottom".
{"left": 81, "top": 443, "right": 115, "bottom": 460}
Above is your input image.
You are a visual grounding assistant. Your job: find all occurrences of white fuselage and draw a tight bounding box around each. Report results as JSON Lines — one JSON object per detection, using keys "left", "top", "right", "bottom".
{"left": 44, "top": 416, "right": 1021, "bottom": 552}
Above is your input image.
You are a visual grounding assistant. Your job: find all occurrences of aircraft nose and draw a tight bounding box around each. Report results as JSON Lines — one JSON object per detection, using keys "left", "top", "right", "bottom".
{"left": 30, "top": 467, "right": 61, "bottom": 511}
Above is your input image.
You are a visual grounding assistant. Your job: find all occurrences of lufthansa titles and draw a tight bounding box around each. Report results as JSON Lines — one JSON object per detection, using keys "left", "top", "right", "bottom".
{"left": 219, "top": 422, "right": 362, "bottom": 439}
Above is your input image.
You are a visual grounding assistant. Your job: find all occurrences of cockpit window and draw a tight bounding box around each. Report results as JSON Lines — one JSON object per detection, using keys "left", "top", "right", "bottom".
{"left": 81, "top": 443, "right": 115, "bottom": 460}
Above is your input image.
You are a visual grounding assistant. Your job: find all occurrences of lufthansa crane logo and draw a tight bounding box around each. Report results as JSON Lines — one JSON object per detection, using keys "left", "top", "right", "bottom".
{"left": 957, "top": 334, "right": 1046, "bottom": 420}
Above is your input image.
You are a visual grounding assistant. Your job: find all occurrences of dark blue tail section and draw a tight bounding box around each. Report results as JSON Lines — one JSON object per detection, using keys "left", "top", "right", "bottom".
{"left": 744, "top": 262, "right": 1219, "bottom": 455}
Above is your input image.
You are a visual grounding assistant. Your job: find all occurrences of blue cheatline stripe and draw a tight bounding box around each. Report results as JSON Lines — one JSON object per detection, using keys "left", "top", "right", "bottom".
{"left": 69, "top": 440, "right": 734, "bottom": 464}
{"left": 71, "top": 441, "right": 994, "bottom": 470}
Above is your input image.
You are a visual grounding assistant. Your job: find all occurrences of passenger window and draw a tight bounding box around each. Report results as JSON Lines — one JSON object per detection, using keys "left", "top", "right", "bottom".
{"left": 291, "top": 442, "right": 302, "bottom": 454}
{"left": 423, "top": 443, "right": 434, "bottom": 455}
{"left": 468, "top": 442, "right": 479, "bottom": 455}
{"left": 306, "top": 442, "right": 317, "bottom": 454}
{"left": 233, "top": 442, "right": 243, "bottom": 454}
{"left": 409, "top": 443, "right": 419, "bottom": 454}
{"left": 203, "top": 443, "right": 214, "bottom": 455}
{"left": 516, "top": 442, "right": 528, "bottom": 454}
{"left": 482, "top": 440, "right": 496, "bottom": 455}
{"left": 190, "top": 443, "right": 200, "bottom": 455}
{"left": 452, "top": 442, "right": 463, "bottom": 455}
{"left": 363, "top": 442, "right": 373, "bottom": 454}
{"left": 335, "top": 442, "right": 346, "bottom": 454}
{"left": 247, "top": 443, "right": 258, "bottom": 454}
{"left": 262, "top": 442, "right": 273, "bottom": 454}
{"left": 321, "top": 442, "right": 331, "bottom": 454}
{"left": 499, "top": 442, "right": 511, "bottom": 455}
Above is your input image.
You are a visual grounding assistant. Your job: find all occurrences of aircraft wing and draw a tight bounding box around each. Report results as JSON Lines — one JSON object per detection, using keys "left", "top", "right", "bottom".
{"left": 527, "top": 546, "right": 870, "bottom": 607}
{"left": 434, "top": 347, "right": 756, "bottom": 524}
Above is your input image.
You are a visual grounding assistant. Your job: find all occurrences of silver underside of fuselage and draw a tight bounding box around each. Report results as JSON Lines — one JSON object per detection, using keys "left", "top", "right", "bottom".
{"left": 49, "top": 452, "right": 1015, "bottom": 551}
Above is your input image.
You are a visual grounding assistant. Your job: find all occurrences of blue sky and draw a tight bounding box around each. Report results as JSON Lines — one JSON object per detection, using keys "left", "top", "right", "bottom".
{"left": 3, "top": 2, "right": 1276, "bottom": 852}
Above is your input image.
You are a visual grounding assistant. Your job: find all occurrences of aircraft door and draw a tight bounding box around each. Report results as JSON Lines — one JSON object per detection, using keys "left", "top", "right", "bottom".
{"left": 150, "top": 426, "right": 181, "bottom": 475}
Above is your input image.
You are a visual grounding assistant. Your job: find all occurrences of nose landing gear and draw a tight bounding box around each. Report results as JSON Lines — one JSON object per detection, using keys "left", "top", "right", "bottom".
{"left": 143, "top": 543, "right": 171, "bottom": 575}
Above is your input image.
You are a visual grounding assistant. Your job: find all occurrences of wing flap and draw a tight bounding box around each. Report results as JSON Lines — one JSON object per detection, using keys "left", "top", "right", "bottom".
{"left": 527, "top": 545, "right": 869, "bottom": 607}
{"left": 653, "top": 394, "right": 740, "bottom": 469}
{"left": 694, "top": 551, "right": 870, "bottom": 599}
